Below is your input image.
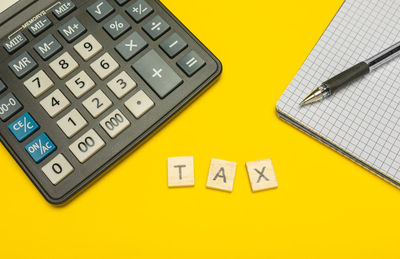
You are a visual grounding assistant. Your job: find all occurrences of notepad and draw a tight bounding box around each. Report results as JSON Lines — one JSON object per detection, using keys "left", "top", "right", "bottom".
{"left": 276, "top": 0, "right": 400, "bottom": 187}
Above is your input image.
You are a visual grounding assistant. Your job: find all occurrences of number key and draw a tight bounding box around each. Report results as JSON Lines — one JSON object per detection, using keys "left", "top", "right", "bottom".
{"left": 57, "top": 109, "right": 88, "bottom": 138}
{"left": 82, "top": 89, "right": 112, "bottom": 118}
{"left": 74, "top": 34, "right": 103, "bottom": 61}
{"left": 69, "top": 129, "right": 105, "bottom": 163}
{"left": 90, "top": 52, "right": 119, "bottom": 80}
{"left": 40, "top": 89, "right": 71, "bottom": 118}
{"left": 0, "top": 93, "right": 23, "bottom": 122}
{"left": 24, "top": 70, "right": 54, "bottom": 98}
{"left": 66, "top": 71, "right": 95, "bottom": 98}
{"left": 107, "top": 71, "right": 136, "bottom": 98}
{"left": 100, "top": 109, "right": 130, "bottom": 138}
{"left": 49, "top": 52, "right": 78, "bottom": 79}
{"left": 42, "top": 154, "right": 74, "bottom": 185}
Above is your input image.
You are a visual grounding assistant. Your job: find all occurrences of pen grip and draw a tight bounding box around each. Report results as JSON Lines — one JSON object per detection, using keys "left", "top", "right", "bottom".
{"left": 323, "top": 62, "right": 370, "bottom": 92}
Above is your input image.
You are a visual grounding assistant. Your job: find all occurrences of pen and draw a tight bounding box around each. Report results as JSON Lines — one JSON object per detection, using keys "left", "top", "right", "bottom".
{"left": 300, "top": 41, "right": 400, "bottom": 106}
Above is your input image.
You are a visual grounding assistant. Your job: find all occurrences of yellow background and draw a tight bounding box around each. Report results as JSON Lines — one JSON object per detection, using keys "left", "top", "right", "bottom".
{"left": 1, "top": 0, "right": 399, "bottom": 258}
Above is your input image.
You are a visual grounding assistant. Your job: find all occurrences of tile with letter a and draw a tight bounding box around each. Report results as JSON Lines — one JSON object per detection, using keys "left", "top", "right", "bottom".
{"left": 42, "top": 154, "right": 74, "bottom": 185}
{"left": 65, "top": 70, "right": 95, "bottom": 98}
{"left": 168, "top": 156, "right": 195, "bottom": 187}
{"left": 24, "top": 70, "right": 54, "bottom": 98}
{"left": 74, "top": 34, "right": 103, "bottom": 61}
{"left": 57, "top": 109, "right": 88, "bottom": 138}
{"left": 100, "top": 109, "right": 130, "bottom": 138}
{"left": 40, "top": 89, "right": 71, "bottom": 118}
{"left": 206, "top": 159, "right": 237, "bottom": 192}
{"left": 246, "top": 159, "right": 278, "bottom": 192}
{"left": 107, "top": 71, "right": 136, "bottom": 98}
{"left": 90, "top": 52, "right": 119, "bottom": 80}
{"left": 69, "top": 129, "right": 105, "bottom": 163}
{"left": 124, "top": 90, "right": 154, "bottom": 118}
{"left": 49, "top": 52, "right": 78, "bottom": 79}
{"left": 82, "top": 89, "right": 113, "bottom": 118}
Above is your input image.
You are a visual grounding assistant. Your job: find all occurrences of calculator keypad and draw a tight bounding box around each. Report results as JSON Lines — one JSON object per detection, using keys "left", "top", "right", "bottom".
{"left": 57, "top": 109, "right": 88, "bottom": 138}
{"left": 74, "top": 34, "right": 103, "bottom": 61}
{"left": 42, "top": 154, "right": 74, "bottom": 185}
{"left": 82, "top": 89, "right": 113, "bottom": 118}
{"left": 0, "top": 93, "right": 23, "bottom": 122}
{"left": 90, "top": 52, "right": 119, "bottom": 79}
{"left": 40, "top": 89, "right": 71, "bottom": 118}
{"left": 49, "top": 52, "right": 79, "bottom": 79}
{"left": 100, "top": 109, "right": 130, "bottom": 138}
{"left": 107, "top": 71, "right": 137, "bottom": 98}
{"left": 69, "top": 129, "right": 105, "bottom": 163}
{"left": 24, "top": 70, "right": 54, "bottom": 98}
{"left": 33, "top": 34, "right": 63, "bottom": 60}
{"left": 124, "top": 90, "right": 154, "bottom": 118}
{"left": 65, "top": 70, "right": 96, "bottom": 98}
{"left": 0, "top": 0, "right": 220, "bottom": 203}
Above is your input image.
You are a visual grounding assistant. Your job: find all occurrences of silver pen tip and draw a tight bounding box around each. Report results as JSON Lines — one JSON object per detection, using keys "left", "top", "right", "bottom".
{"left": 299, "top": 86, "right": 325, "bottom": 106}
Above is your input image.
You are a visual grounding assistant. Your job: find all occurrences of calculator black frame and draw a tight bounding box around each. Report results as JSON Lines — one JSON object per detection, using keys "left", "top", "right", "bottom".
{"left": 0, "top": 0, "right": 222, "bottom": 205}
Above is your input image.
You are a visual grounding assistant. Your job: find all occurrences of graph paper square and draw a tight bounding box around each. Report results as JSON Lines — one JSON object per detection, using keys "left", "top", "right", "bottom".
{"left": 277, "top": 0, "right": 400, "bottom": 185}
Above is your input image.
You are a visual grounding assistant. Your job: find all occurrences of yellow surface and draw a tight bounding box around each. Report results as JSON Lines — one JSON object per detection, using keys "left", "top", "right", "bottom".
{"left": 1, "top": 0, "right": 399, "bottom": 258}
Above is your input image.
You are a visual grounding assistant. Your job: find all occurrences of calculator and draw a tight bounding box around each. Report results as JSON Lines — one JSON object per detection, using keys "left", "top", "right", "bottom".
{"left": 0, "top": 0, "right": 221, "bottom": 204}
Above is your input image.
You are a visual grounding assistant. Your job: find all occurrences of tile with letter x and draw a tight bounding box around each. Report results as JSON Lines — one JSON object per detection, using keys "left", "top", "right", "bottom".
{"left": 206, "top": 159, "right": 237, "bottom": 192}
{"left": 168, "top": 156, "right": 194, "bottom": 187}
{"left": 246, "top": 159, "right": 278, "bottom": 192}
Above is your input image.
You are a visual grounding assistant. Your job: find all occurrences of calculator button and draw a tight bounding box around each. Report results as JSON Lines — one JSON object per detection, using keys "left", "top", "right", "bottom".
{"left": 49, "top": 52, "right": 78, "bottom": 79}
{"left": 0, "top": 80, "right": 7, "bottom": 94}
{"left": 40, "top": 89, "right": 71, "bottom": 118}
{"left": 126, "top": 0, "right": 153, "bottom": 23}
{"left": 33, "top": 34, "right": 63, "bottom": 60}
{"left": 2, "top": 32, "right": 28, "bottom": 54}
{"left": 8, "top": 112, "right": 40, "bottom": 142}
{"left": 58, "top": 17, "right": 87, "bottom": 43}
{"left": 107, "top": 71, "right": 136, "bottom": 98}
{"left": 25, "top": 133, "right": 56, "bottom": 163}
{"left": 142, "top": 16, "right": 170, "bottom": 40}
{"left": 100, "top": 109, "right": 130, "bottom": 138}
{"left": 82, "top": 89, "right": 113, "bottom": 118}
{"left": 90, "top": 52, "right": 119, "bottom": 80}
{"left": 132, "top": 50, "right": 183, "bottom": 98}
{"left": 8, "top": 51, "right": 38, "bottom": 79}
{"left": 52, "top": 0, "right": 76, "bottom": 20}
{"left": 69, "top": 129, "right": 105, "bottom": 163}
{"left": 74, "top": 34, "right": 103, "bottom": 61}
{"left": 24, "top": 70, "right": 54, "bottom": 98}
{"left": 160, "top": 33, "right": 187, "bottom": 58}
{"left": 103, "top": 15, "right": 131, "bottom": 40}
{"left": 65, "top": 70, "right": 95, "bottom": 98}
{"left": 0, "top": 93, "right": 23, "bottom": 122}
{"left": 124, "top": 90, "right": 154, "bottom": 118}
{"left": 177, "top": 50, "right": 206, "bottom": 77}
{"left": 42, "top": 154, "right": 74, "bottom": 185}
{"left": 57, "top": 108, "right": 88, "bottom": 138}
{"left": 87, "top": 0, "right": 115, "bottom": 22}
{"left": 115, "top": 0, "right": 129, "bottom": 5}
{"left": 28, "top": 15, "right": 52, "bottom": 36}
{"left": 115, "top": 31, "right": 147, "bottom": 61}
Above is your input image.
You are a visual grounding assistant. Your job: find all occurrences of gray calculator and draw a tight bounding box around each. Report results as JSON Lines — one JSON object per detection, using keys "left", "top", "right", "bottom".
{"left": 0, "top": 0, "right": 221, "bottom": 204}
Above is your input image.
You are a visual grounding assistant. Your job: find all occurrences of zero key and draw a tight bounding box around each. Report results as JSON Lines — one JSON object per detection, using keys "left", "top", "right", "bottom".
{"left": 0, "top": 93, "right": 23, "bottom": 122}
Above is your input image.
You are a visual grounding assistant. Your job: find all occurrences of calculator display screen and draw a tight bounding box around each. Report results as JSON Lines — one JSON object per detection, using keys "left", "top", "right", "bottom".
{"left": 0, "top": 0, "right": 20, "bottom": 13}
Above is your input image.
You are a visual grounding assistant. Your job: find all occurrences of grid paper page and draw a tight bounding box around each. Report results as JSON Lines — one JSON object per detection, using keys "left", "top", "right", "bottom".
{"left": 277, "top": 0, "right": 400, "bottom": 182}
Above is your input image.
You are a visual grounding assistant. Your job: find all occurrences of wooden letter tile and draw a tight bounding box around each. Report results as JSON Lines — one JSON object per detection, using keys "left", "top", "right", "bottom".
{"left": 206, "top": 159, "right": 237, "bottom": 192}
{"left": 168, "top": 156, "right": 195, "bottom": 187}
{"left": 246, "top": 159, "right": 278, "bottom": 192}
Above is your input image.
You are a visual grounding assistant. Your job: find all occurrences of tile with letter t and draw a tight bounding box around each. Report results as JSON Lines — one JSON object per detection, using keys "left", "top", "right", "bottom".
{"left": 206, "top": 159, "right": 237, "bottom": 192}
{"left": 246, "top": 159, "right": 278, "bottom": 192}
{"left": 168, "top": 156, "right": 194, "bottom": 187}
